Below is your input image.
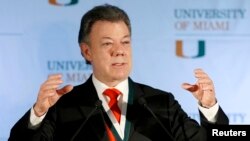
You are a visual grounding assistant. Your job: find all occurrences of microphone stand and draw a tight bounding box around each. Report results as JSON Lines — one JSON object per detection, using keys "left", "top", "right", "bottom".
{"left": 138, "top": 97, "right": 175, "bottom": 141}
{"left": 70, "top": 100, "right": 102, "bottom": 141}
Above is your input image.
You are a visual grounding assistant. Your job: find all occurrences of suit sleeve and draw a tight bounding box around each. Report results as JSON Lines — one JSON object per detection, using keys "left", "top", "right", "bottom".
{"left": 8, "top": 106, "right": 57, "bottom": 141}
{"left": 143, "top": 87, "right": 229, "bottom": 141}
{"left": 165, "top": 92, "right": 229, "bottom": 141}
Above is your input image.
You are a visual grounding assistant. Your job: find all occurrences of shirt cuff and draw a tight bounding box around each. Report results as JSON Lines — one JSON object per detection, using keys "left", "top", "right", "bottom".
{"left": 28, "top": 107, "right": 46, "bottom": 129}
{"left": 198, "top": 102, "right": 219, "bottom": 123}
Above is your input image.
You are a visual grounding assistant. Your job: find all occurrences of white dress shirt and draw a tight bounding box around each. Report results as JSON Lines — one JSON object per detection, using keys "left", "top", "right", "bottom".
{"left": 92, "top": 75, "right": 128, "bottom": 139}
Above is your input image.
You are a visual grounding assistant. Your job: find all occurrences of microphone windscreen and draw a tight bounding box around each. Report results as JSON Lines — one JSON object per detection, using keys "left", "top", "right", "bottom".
{"left": 138, "top": 97, "right": 147, "bottom": 107}
{"left": 95, "top": 100, "right": 102, "bottom": 108}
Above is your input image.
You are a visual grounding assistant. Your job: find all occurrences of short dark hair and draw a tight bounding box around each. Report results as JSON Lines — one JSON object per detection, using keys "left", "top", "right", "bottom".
{"left": 78, "top": 4, "right": 131, "bottom": 44}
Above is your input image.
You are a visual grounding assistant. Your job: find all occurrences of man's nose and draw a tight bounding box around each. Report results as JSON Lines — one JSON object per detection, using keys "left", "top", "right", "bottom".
{"left": 112, "top": 44, "right": 125, "bottom": 56}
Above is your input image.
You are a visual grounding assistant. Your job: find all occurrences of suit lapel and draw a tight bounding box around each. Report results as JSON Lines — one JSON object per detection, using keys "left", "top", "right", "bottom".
{"left": 75, "top": 76, "right": 108, "bottom": 140}
{"left": 126, "top": 78, "right": 152, "bottom": 141}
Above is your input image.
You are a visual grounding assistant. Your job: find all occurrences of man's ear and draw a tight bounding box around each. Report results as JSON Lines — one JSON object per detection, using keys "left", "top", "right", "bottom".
{"left": 80, "top": 43, "right": 91, "bottom": 64}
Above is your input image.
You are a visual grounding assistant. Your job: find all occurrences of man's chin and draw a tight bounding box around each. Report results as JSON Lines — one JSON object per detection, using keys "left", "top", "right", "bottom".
{"left": 112, "top": 74, "right": 129, "bottom": 81}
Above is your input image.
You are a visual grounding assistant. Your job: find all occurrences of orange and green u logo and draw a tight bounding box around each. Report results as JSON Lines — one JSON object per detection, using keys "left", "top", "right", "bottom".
{"left": 49, "top": 0, "right": 78, "bottom": 6}
{"left": 176, "top": 40, "right": 205, "bottom": 58}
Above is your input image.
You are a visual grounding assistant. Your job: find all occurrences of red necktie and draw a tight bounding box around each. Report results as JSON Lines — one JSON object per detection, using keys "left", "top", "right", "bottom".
{"left": 103, "top": 88, "right": 121, "bottom": 123}
{"left": 103, "top": 88, "right": 121, "bottom": 141}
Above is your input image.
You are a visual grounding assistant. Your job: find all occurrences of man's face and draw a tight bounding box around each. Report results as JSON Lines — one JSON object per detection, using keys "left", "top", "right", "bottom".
{"left": 81, "top": 21, "right": 132, "bottom": 86}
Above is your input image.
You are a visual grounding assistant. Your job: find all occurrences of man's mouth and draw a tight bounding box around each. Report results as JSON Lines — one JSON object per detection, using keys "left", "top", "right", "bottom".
{"left": 112, "top": 63, "right": 125, "bottom": 66}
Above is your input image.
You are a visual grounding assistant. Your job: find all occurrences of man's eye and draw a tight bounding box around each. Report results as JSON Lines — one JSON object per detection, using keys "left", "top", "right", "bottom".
{"left": 103, "top": 42, "right": 112, "bottom": 46}
{"left": 122, "top": 41, "right": 130, "bottom": 45}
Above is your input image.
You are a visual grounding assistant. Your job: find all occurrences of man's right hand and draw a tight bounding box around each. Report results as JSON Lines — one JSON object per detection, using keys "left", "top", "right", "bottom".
{"left": 33, "top": 74, "right": 73, "bottom": 117}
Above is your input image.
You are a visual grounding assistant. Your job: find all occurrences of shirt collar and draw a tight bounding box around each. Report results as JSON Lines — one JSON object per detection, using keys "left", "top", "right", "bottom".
{"left": 92, "top": 75, "right": 128, "bottom": 97}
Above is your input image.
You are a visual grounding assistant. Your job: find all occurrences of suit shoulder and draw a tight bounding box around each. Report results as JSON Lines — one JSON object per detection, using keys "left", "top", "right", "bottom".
{"left": 135, "top": 82, "right": 174, "bottom": 98}
{"left": 56, "top": 83, "right": 89, "bottom": 105}
{"left": 135, "top": 82, "right": 171, "bottom": 94}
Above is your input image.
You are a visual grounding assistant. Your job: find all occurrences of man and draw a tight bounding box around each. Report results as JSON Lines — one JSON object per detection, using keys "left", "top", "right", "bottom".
{"left": 8, "top": 4, "right": 229, "bottom": 141}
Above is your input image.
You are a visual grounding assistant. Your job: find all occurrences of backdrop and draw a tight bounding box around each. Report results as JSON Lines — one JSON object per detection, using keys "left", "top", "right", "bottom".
{"left": 1, "top": 0, "right": 249, "bottom": 140}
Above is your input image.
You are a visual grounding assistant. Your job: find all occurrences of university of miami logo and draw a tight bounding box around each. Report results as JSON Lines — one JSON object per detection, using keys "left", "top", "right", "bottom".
{"left": 176, "top": 40, "right": 205, "bottom": 58}
{"left": 49, "top": 0, "right": 78, "bottom": 6}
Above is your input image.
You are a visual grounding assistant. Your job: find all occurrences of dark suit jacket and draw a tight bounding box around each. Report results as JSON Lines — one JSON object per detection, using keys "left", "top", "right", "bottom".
{"left": 8, "top": 76, "right": 229, "bottom": 141}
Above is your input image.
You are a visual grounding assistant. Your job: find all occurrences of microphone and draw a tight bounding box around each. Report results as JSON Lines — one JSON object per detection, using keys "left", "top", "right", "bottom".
{"left": 138, "top": 97, "right": 175, "bottom": 141}
{"left": 96, "top": 102, "right": 113, "bottom": 140}
{"left": 70, "top": 100, "right": 102, "bottom": 141}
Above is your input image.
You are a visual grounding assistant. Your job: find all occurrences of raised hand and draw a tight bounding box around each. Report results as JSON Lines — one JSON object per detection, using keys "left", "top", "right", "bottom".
{"left": 33, "top": 74, "right": 73, "bottom": 116}
{"left": 182, "top": 69, "right": 216, "bottom": 108}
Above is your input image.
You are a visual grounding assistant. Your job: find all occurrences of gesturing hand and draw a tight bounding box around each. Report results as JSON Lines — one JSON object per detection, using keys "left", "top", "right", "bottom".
{"left": 182, "top": 69, "right": 216, "bottom": 108}
{"left": 33, "top": 74, "right": 73, "bottom": 117}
